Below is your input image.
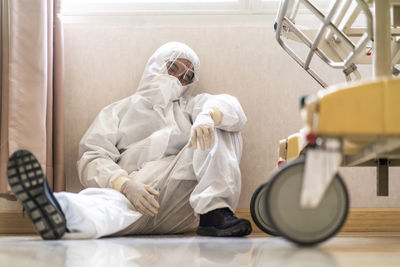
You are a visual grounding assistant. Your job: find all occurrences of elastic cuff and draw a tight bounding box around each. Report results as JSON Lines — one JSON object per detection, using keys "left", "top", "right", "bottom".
{"left": 210, "top": 107, "right": 223, "bottom": 126}
{"left": 111, "top": 175, "right": 130, "bottom": 192}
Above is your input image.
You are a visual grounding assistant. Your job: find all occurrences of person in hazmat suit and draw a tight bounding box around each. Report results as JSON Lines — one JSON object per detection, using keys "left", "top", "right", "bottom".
{"left": 7, "top": 42, "right": 252, "bottom": 240}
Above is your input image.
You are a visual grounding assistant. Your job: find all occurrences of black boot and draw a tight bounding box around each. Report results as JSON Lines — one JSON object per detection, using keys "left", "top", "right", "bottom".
{"left": 7, "top": 149, "right": 67, "bottom": 240}
{"left": 197, "top": 208, "right": 252, "bottom": 237}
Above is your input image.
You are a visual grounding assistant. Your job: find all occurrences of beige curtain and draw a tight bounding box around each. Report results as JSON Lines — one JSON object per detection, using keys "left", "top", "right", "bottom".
{"left": 0, "top": 0, "right": 65, "bottom": 199}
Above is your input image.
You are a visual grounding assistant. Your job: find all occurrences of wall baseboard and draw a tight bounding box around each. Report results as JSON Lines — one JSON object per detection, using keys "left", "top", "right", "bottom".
{"left": 0, "top": 208, "right": 400, "bottom": 235}
{"left": 0, "top": 211, "right": 36, "bottom": 234}
{"left": 236, "top": 208, "right": 400, "bottom": 233}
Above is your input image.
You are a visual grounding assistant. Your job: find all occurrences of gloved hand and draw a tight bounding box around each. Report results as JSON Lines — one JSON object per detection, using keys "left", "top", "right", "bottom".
{"left": 120, "top": 179, "right": 160, "bottom": 216}
{"left": 188, "top": 109, "right": 216, "bottom": 151}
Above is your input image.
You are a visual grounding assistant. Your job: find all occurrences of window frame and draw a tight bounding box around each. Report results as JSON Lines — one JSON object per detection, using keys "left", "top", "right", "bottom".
{"left": 60, "top": 0, "right": 332, "bottom": 16}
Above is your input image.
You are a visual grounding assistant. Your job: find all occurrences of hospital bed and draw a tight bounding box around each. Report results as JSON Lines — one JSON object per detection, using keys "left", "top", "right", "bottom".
{"left": 250, "top": 0, "right": 400, "bottom": 246}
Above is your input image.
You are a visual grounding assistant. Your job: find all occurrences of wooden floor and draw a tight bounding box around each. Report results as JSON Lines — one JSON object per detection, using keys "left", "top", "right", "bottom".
{"left": 249, "top": 231, "right": 400, "bottom": 237}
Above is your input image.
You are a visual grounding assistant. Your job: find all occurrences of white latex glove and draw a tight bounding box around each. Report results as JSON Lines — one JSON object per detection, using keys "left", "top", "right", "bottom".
{"left": 120, "top": 179, "right": 160, "bottom": 216}
{"left": 188, "top": 109, "right": 215, "bottom": 151}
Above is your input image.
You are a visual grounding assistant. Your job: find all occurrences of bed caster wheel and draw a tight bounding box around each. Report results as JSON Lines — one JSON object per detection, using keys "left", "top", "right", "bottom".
{"left": 250, "top": 182, "right": 279, "bottom": 236}
{"left": 265, "top": 157, "right": 349, "bottom": 246}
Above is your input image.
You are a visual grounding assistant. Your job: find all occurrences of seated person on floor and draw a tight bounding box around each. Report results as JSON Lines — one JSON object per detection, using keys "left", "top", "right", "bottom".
{"left": 7, "top": 42, "right": 252, "bottom": 240}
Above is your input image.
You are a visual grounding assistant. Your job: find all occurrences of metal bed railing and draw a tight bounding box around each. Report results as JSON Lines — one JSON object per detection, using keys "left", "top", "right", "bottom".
{"left": 274, "top": 0, "right": 373, "bottom": 87}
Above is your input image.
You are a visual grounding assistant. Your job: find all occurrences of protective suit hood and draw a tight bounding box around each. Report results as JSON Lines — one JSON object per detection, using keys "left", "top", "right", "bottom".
{"left": 136, "top": 42, "right": 200, "bottom": 103}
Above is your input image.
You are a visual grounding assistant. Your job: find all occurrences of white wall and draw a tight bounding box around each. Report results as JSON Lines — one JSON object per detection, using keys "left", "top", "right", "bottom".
{"left": 61, "top": 14, "right": 400, "bottom": 209}
{"left": 3, "top": 14, "right": 399, "bottom": 210}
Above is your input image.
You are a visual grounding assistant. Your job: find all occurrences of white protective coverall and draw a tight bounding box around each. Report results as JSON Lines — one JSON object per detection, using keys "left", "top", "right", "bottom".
{"left": 54, "top": 42, "right": 247, "bottom": 239}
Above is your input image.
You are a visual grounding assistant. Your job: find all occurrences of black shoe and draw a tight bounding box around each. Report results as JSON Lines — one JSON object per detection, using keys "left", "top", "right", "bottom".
{"left": 7, "top": 149, "right": 67, "bottom": 240}
{"left": 197, "top": 208, "right": 252, "bottom": 237}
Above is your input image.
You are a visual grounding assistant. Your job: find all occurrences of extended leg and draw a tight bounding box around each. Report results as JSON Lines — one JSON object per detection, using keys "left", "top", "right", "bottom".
{"left": 7, "top": 149, "right": 142, "bottom": 239}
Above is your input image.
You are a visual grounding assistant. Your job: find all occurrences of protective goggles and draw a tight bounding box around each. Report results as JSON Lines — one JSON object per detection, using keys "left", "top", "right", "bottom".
{"left": 166, "top": 60, "right": 196, "bottom": 85}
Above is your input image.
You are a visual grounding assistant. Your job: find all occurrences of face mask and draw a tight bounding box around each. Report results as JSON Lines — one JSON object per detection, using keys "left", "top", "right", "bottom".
{"left": 136, "top": 42, "right": 200, "bottom": 106}
{"left": 170, "top": 79, "right": 188, "bottom": 100}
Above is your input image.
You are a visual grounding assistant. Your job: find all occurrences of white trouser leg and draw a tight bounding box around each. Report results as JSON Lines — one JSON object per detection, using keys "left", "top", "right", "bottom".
{"left": 113, "top": 129, "right": 244, "bottom": 235}
{"left": 189, "top": 129, "right": 243, "bottom": 214}
{"left": 113, "top": 150, "right": 199, "bottom": 236}
{"left": 54, "top": 129, "right": 242, "bottom": 238}
{"left": 55, "top": 188, "right": 142, "bottom": 239}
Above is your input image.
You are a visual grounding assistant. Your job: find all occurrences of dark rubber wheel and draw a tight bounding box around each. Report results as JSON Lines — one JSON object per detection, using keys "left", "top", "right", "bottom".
{"left": 250, "top": 182, "right": 278, "bottom": 236}
{"left": 265, "top": 157, "right": 349, "bottom": 246}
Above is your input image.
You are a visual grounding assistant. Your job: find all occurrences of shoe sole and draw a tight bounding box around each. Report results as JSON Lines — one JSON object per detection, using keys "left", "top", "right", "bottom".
{"left": 197, "top": 220, "right": 252, "bottom": 237}
{"left": 7, "top": 150, "right": 66, "bottom": 240}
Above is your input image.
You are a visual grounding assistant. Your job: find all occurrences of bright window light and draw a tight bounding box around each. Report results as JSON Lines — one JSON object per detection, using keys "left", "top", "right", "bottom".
{"left": 59, "top": 0, "right": 290, "bottom": 15}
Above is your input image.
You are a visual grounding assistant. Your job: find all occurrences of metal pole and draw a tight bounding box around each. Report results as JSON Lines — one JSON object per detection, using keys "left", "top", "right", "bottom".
{"left": 373, "top": 0, "right": 392, "bottom": 78}
{"left": 377, "top": 159, "right": 389, "bottom": 196}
